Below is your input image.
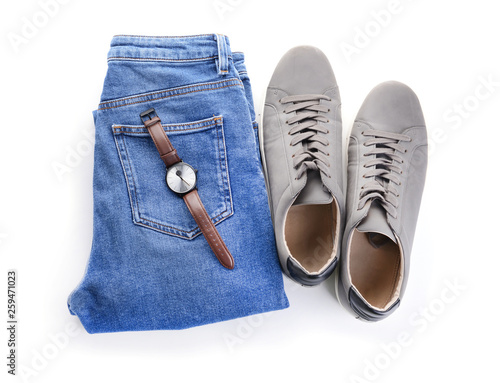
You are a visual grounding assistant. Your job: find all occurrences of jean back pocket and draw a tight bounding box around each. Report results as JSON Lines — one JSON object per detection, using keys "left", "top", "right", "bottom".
{"left": 112, "top": 115, "right": 233, "bottom": 239}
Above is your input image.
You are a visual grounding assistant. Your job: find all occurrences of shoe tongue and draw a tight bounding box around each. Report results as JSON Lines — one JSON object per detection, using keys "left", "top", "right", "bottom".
{"left": 293, "top": 171, "right": 333, "bottom": 206}
{"left": 357, "top": 202, "right": 396, "bottom": 243}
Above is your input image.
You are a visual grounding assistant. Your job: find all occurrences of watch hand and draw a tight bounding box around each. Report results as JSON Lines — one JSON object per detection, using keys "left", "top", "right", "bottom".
{"left": 180, "top": 177, "right": 191, "bottom": 187}
{"left": 176, "top": 170, "right": 191, "bottom": 187}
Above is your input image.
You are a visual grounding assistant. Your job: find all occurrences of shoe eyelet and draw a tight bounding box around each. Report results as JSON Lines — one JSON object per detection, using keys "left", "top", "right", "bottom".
{"left": 328, "top": 109, "right": 331, "bottom": 112}
{"left": 404, "top": 149, "right": 407, "bottom": 153}
{"left": 399, "top": 182, "right": 402, "bottom": 185}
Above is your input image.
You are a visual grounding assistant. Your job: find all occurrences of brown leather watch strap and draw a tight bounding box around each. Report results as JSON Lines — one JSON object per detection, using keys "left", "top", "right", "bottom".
{"left": 183, "top": 190, "right": 235, "bottom": 270}
{"left": 142, "top": 115, "right": 181, "bottom": 167}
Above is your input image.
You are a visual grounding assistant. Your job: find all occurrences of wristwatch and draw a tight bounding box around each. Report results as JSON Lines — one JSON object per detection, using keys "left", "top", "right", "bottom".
{"left": 140, "top": 108, "right": 235, "bottom": 270}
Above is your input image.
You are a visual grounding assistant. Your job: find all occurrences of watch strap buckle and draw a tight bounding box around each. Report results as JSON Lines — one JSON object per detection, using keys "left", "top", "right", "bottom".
{"left": 140, "top": 108, "right": 158, "bottom": 125}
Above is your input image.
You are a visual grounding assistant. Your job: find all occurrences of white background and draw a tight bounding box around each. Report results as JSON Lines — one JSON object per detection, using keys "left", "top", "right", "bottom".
{"left": 1, "top": 0, "right": 499, "bottom": 382}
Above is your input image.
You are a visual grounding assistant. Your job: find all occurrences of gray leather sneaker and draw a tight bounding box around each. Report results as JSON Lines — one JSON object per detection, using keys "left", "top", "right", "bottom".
{"left": 336, "top": 81, "right": 427, "bottom": 321}
{"left": 261, "top": 46, "right": 344, "bottom": 286}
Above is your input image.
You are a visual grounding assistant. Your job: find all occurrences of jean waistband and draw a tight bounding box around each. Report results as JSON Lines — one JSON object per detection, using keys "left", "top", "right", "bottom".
{"left": 108, "top": 34, "right": 232, "bottom": 75}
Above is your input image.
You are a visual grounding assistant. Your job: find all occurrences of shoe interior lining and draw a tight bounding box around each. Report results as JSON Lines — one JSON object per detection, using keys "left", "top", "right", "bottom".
{"left": 349, "top": 229, "right": 403, "bottom": 310}
{"left": 284, "top": 201, "right": 338, "bottom": 274}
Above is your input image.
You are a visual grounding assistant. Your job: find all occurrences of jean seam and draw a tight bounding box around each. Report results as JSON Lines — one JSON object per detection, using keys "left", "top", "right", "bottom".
{"left": 117, "top": 134, "right": 141, "bottom": 222}
{"left": 215, "top": 117, "right": 234, "bottom": 222}
{"left": 122, "top": 135, "right": 141, "bottom": 220}
{"left": 101, "top": 79, "right": 237, "bottom": 106}
{"left": 113, "top": 33, "right": 220, "bottom": 39}
{"left": 99, "top": 83, "right": 242, "bottom": 111}
{"left": 139, "top": 209, "right": 229, "bottom": 234}
{"left": 108, "top": 55, "right": 232, "bottom": 63}
{"left": 113, "top": 134, "right": 139, "bottom": 225}
{"left": 113, "top": 122, "right": 218, "bottom": 135}
{"left": 98, "top": 79, "right": 243, "bottom": 110}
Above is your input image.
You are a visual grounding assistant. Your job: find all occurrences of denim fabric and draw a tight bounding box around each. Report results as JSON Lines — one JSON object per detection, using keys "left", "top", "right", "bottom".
{"left": 67, "top": 34, "right": 289, "bottom": 333}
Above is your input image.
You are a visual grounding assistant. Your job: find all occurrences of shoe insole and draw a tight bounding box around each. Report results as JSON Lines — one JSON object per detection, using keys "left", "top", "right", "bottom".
{"left": 284, "top": 203, "right": 337, "bottom": 273}
{"left": 349, "top": 230, "right": 401, "bottom": 309}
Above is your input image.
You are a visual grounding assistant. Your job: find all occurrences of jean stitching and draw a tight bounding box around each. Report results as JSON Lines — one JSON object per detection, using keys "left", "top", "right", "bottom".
{"left": 115, "top": 134, "right": 141, "bottom": 222}
{"left": 113, "top": 134, "right": 138, "bottom": 223}
{"left": 136, "top": 208, "right": 235, "bottom": 239}
{"left": 99, "top": 79, "right": 242, "bottom": 109}
{"left": 121, "top": 135, "right": 141, "bottom": 220}
{"left": 215, "top": 118, "right": 232, "bottom": 216}
{"left": 217, "top": 117, "right": 234, "bottom": 218}
{"left": 102, "top": 79, "right": 235, "bottom": 105}
{"left": 107, "top": 55, "right": 226, "bottom": 63}
{"left": 113, "top": 122, "right": 218, "bottom": 135}
{"left": 99, "top": 82, "right": 243, "bottom": 111}
{"left": 113, "top": 116, "right": 218, "bottom": 129}
{"left": 139, "top": 209, "right": 229, "bottom": 235}
{"left": 113, "top": 33, "right": 218, "bottom": 39}
{"left": 134, "top": 221, "right": 200, "bottom": 239}
{"left": 216, "top": 119, "right": 225, "bottom": 205}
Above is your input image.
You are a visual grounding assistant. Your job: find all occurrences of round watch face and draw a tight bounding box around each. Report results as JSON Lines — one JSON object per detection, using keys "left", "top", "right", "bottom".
{"left": 166, "top": 162, "right": 197, "bottom": 194}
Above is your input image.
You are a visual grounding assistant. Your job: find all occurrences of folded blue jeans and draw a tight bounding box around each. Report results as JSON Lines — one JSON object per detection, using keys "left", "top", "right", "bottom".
{"left": 67, "top": 34, "right": 289, "bottom": 333}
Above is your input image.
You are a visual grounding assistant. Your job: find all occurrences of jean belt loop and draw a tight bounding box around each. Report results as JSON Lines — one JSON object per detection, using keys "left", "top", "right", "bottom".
{"left": 214, "top": 34, "right": 229, "bottom": 76}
